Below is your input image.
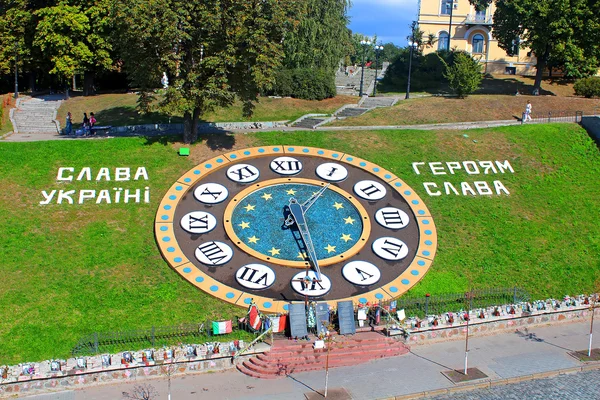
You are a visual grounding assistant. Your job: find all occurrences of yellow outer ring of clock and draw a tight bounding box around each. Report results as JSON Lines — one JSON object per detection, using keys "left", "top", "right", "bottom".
{"left": 223, "top": 178, "right": 371, "bottom": 268}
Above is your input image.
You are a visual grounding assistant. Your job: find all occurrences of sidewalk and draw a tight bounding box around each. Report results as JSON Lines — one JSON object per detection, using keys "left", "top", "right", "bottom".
{"left": 21, "top": 320, "right": 600, "bottom": 400}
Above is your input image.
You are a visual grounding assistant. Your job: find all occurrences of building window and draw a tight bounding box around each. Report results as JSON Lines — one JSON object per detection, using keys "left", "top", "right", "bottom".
{"left": 441, "top": 0, "right": 455, "bottom": 15}
{"left": 472, "top": 34, "right": 484, "bottom": 53}
{"left": 438, "top": 32, "right": 449, "bottom": 51}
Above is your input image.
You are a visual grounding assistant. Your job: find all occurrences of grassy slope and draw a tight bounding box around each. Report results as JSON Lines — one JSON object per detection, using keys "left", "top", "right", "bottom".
{"left": 252, "top": 124, "right": 600, "bottom": 296}
{"left": 0, "top": 123, "right": 599, "bottom": 364}
{"left": 0, "top": 138, "right": 240, "bottom": 364}
{"left": 330, "top": 94, "right": 600, "bottom": 126}
{"left": 56, "top": 94, "right": 355, "bottom": 128}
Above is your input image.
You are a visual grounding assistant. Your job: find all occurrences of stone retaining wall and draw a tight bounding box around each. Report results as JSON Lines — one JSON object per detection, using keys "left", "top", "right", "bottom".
{"left": 0, "top": 353, "right": 254, "bottom": 398}
{"left": 403, "top": 307, "right": 593, "bottom": 346}
{"left": 108, "top": 121, "right": 289, "bottom": 136}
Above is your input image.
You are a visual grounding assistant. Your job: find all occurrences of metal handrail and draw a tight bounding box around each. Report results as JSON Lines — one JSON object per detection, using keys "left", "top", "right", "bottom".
{"left": 232, "top": 326, "right": 273, "bottom": 361}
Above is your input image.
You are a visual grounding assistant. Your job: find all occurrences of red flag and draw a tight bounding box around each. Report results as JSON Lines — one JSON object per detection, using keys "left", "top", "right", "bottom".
{"left": 249, "top": 303, "right": 262, "bottom": 330}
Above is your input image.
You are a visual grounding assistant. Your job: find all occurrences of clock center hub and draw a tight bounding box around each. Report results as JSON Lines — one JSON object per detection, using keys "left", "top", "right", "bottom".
{"left": 223, "top": 178, "right": 371, "bottom": 268}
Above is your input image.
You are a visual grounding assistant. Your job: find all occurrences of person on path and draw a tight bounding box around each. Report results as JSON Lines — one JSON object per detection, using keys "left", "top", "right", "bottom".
{"left": 64, "top": 112, "right": 72, "bottom": 135}
{"left": 82, "top": 113, "right": 90, "bottom": 136}
{"left": 524, "top": 100, "right": 532, "bottom": 122}
{"left": 89, "top": 112, "right": 97, "bottom": 135}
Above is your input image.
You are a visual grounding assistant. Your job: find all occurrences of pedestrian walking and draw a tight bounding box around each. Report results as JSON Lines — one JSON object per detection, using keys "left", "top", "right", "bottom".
{"left": 89, "top": 112, "right": 97, "bottom": 135}
{"left": 64, "top": 112, "right": 72, "bottom": 135}
{"left": 523, "top": 100, "right": 532, "bottom": 122}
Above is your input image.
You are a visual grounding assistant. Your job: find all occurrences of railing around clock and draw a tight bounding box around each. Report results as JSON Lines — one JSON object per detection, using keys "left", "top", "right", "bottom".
{"left": 377, "top": 286, "right": 530, "bottom": 319}
{"left": 72, "top": 318, "right": 268, "bottom": 357}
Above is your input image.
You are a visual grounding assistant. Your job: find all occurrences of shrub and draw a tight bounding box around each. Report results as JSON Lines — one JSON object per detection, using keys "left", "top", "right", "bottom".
{"left": 574, "top": 77, "right": 600, "bottom": 98}
{"left": 379, "top": 49, "right": 453, "bottom": 93}
{"left": 271, "top": 68, "right": 336, "bottom": 100}
{"left": 443, "top": 52, "right": 482, "bottom": 98}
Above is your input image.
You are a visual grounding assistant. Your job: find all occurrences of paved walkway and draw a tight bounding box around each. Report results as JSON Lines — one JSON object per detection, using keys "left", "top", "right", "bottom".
{"left": 21, "top": 320, "right": 600, "bottom": 400}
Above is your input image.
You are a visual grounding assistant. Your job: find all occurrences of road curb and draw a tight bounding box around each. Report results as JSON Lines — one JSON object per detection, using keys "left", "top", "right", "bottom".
{"left": 389, "top": 363, "right": 600, "bottom": 400}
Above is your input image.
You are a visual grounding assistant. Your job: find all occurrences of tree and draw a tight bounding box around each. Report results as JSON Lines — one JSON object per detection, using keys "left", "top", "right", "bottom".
{"left": 114, "top": 0, "right": 300, "bottom": 144}
{"left": 469, "top": 0, "right": 600, "bottom": 95}
{"left": 33, "top": 1, "right": 114, "bottom": 95}
{"left": 442, "top": 51, "right": 482, "bottom": 98}
{"left": 282, "top": 0, "right": 351, "bottom": 72}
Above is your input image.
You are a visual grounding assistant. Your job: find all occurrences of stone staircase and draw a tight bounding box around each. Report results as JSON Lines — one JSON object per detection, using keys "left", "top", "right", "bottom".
{"left": 237, "top": 332, "right": 409, "bottom": 379}
{"left": 12, "top": 96, "right": 63, "bottom": 134}
{"left": 334, "top": 106, "right": 371, "bottom": 119}
{"left": 360, "top": 96, "right": 398, "bottom": 109}
{"left": 335, "top": 68, "right": 377, "bottom": 96}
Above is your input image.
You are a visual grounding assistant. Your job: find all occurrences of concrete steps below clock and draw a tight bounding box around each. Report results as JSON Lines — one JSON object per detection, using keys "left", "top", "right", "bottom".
{"left": 236, "top": 331, "right": 409, "bottom": 379}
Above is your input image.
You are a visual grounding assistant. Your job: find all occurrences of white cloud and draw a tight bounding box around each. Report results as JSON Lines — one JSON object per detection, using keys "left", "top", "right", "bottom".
{"left": 351, "top": 0, "right": 414, "bottom": 7}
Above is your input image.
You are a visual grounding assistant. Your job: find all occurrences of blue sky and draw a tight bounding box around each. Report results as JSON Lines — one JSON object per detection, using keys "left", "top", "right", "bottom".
{"left": 347, "top": 0, "right": 418, "bottom": 46}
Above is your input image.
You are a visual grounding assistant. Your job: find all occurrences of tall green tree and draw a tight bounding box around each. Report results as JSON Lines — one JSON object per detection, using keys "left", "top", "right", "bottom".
{"left": 469, "top": 0, "right": 600, "bottom": 95}
{"left": 33, "top": 0, "right": 114, "bottom": 94}
{"left": 282, "top": 0, "right": 350, "bottom": 72}
{"left": 114, "top": 0, "right": 300, "bottom": 144}
{"left": 0, "top": 1, "right": 36, "bottom": 84}
{"left": 441, "top": 51, "right": 482, "bottom": 98}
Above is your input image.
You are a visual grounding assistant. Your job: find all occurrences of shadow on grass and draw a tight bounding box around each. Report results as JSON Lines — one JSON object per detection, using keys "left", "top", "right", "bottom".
{"left": 477, "top": 77, "right": 555, "bottom": 96}
{"left": 142, "top": 128, "right": 237, "bottom": 150}
{"left": 95, "top": 106, "right": 183, "bottom": 127}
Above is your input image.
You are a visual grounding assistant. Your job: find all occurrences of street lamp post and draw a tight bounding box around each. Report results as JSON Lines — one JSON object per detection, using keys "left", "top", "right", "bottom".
{"left": 447, "top": 0, "right": 454, "bottom": 50}
{"left": 359, "top": 39, "right": 371, "bottom": 97}
{"left": 373, "top": 45, "right": 383, "bottom": 96}
{"left": 405, "top": 41, "right": 416, "bottom": 100}
{"left": 14, "top": 41, "right": 18, "bottom": 99}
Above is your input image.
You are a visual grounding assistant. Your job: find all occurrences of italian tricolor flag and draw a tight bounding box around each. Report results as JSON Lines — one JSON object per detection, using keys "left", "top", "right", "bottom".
{"left": 212, "top": 320, "right": 232, "bottom": 335}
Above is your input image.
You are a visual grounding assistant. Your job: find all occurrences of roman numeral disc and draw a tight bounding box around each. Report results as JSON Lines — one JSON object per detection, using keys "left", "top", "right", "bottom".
{"left": 270, "top": 156, "right": 303, "bottom": 175}
{"left": 195, "top": 241, "right": 233, "bottom": 265}
{"left": 354, "top": 180, "right": 387, "bottom": 201}
{"left": 375, "top": 207, "right": 410, "bottom": 229}
{"left": 193, "top": 183, "right": 229, "bottom": 204}
{"left": 180, "top": 211, "right": 217, "bottom": 234}
{"left": 372, "top": 237, "right": 409, "bottom": 261}
{"left": 291, "top": 271, "right": 332, "bottom": 297}
{"left": 226, "top": 163, "right": 260, "bottom": 183}
{"left": 316, "top": 162, "right": 348, "bottom": 182}
{"left": 236, "top": 264, "right": 276, "bottom": 290}
{"left": 342, "top": 261, "right": 381, "bottom": 286}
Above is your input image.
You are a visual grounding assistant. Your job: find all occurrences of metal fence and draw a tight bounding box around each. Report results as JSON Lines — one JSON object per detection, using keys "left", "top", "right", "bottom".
{"left": 522, "top": 110, "right": 583, "bottom": 124}
{"left": 379, "top": 286, "right": 530, "bottom": 318}
{"left": 72, "top": 319, "right": 266, "bottom": 356}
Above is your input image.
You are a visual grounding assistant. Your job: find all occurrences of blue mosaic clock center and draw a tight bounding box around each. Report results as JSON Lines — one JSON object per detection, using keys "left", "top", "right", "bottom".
{"left": 229, "top": 183, "right": 364, "bottom": 263}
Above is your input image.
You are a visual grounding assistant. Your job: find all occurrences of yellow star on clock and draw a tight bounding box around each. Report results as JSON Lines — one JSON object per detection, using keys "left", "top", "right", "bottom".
{"left": 244, "top": 204, "right": 256, "bottom": 212}
{"left": 238, "top": 221, "right": 250, "bottom": 229}
{"left": 340, "top": 233, "right": 353, "bottom": 243}
{"left": 333, "top": 202, "right": 344, "bottom": 210}
{"left": 325, "top": 244, "right": 336, "bottom": 253}
{"left": 344, "top": 216, "right": 356, "bottom": 225}
{"left": 248, "top": 236, "right": 260, "bottom": 244}
{"left": 297, "top": 251, "right": 309, "bottom": 260}
{"left": 286, "top": 189, "right": 297, "bottom": 196}
{"left": 261, "top": 193, "right": 273, "bottom": 201}
{"left": 268, "top": 247, "right": 281, "bottom": 256}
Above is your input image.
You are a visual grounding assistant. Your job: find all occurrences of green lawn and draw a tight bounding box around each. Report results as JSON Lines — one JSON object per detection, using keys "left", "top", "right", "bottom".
{"left": 57, "top": 93, "right": 355, "bottom": 128}
{"left": 0, "top": 123, "right": 599, "bottom": 364}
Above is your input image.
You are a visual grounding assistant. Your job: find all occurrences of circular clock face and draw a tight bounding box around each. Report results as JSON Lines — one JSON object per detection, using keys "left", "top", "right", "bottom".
{"left": 155, "top": 146, "right": 437, "bottom": 312}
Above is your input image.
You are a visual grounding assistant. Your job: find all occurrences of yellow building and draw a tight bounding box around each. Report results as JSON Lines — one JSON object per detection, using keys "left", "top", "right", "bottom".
{"left": 417, "top": 0, "right": 537, "bottom": 75}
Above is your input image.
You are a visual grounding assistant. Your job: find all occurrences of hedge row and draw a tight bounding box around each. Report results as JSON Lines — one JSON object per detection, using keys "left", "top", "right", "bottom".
{"left": 269, "top": 68, "right": 336, "bottom": 100}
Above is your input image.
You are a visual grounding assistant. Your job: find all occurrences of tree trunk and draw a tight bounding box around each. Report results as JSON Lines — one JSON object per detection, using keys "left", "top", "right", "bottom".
{"left": 183, "top": 111, "right": 193, "bottom": 144}
{"left": 532, "top": 48, "right": 548, "bottom": 96}
{"left": 83, "top": 71, "right": 95, "bottom": 96}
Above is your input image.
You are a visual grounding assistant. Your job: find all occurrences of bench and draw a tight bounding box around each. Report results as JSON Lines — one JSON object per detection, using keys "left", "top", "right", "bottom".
{"left": 91, "top": 125, "right": 112, "bottom": 135}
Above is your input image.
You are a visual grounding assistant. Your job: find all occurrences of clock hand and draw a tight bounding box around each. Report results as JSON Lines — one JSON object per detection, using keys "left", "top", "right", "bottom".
{"left": 284, "top": 183, "right": 329, "bottom": 226}
{"left": 301, "top": 183, "right": 330, "bottom": 213}
{"left": 287, "top": 198, "right": 322, "bottom": 281}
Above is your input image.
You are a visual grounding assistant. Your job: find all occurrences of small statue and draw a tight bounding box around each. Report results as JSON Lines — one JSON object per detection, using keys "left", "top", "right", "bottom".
{"left": 161, "top": 72, "right": 169, "bottom": 89}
